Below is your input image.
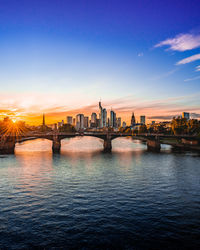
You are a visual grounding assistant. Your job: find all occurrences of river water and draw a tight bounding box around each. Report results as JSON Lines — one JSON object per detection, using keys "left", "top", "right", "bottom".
{"left": 0, "top": 137, "right": 200, "bottom": 249}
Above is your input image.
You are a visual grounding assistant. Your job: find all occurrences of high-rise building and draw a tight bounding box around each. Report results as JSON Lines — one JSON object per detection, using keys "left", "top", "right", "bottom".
{"left": 102, "top": 108, "right": 107, "bottom": 127}
{"left": 131, "top": 112, "right": 136, "bottom": 127}
{"left": 182, "top": 112, "right": 190, "bottom": 120}
{"left": 140, "top": 115, "right": 146, "bottom": 124}
{"left": 99, "top": 101, "right": 103, "bottom": 128}
{"left": 117, "top": 117, "right": 121, "bottom": 128}
{"left": 99, "top": 101, "right": 107, "bottom": 128}
{"left": 91, "top": 112, "right": 97, "bottom": 127}
{"left": 91, "top": 113, "right": 97, "bottom": 123}
{"left": 122, "top": 121, "right": 126, "bottom": 128}
{"left": 72, "top": 118, "right": 76, "bottom": 126}
{"left": 84, "top": 116, "right": 89, "bottom": 128}
{"left": 110, "top": 110, "right": 116, "bottom": 128}
{"left": 66, "top": 116, "right": 73, "bottom": 125}
{"left": 76, "top": 114, "right": 84, "bottom": 130}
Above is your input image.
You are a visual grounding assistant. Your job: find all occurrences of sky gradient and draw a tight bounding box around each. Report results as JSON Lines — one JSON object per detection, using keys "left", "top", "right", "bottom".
{"left": 0, "top": 0, "right": 200, "bottom": 124}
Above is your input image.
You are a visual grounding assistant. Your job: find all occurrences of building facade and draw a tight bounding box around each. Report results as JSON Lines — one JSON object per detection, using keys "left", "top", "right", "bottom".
{"left": 140, "top": 115, "right": 146, "bottom": 124}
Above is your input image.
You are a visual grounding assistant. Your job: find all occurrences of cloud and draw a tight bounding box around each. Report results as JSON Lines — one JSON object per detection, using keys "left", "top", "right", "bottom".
{"left": 137, "top": 52, "right": 143, "bottom": 57}
{"left": 190, "top": 113, "right": 200, "bottom": 118}
{"left": 148, "top": 115, "right": 175, "bottom": 120}
{"left": 196, "top": 65, "right": 200, "bottom": 71}
{"left": 176, "top": 53, "right": 200, "bottom": 65}
{"left": 184, "top": 75, "right": 200, "bottom": 82}
{"left": 151, "top": 68, "right": 178, "bottom": 81}
{"left": 155, "top": 33, "right": 200, "bottom": 51}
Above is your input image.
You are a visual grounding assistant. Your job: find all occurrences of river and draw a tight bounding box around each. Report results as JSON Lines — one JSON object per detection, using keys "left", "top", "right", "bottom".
{"left": 0, "top": 137, "right": 200, "bottom": 249}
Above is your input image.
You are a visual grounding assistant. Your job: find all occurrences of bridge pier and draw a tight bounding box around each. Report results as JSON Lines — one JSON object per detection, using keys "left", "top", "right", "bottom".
{"left": 147, "top": 139, "right": 161, "bottom": 152}
{"left": 103, "top": 139, "right": 112, "bottom": 152}
{"left": 0, "top": 137, "right": 15, "bottom": 154}
{"left": 52, "top": 135, "right": 61, "bottom": 153}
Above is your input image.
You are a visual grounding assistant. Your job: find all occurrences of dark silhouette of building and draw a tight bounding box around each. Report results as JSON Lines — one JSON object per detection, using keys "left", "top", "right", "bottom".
{"left": 131, "top": 112, "right": 136, "bottom": 127}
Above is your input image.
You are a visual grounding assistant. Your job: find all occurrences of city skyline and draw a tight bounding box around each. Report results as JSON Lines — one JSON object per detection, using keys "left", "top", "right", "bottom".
{"left": 0, "top": 0, "right": 200, "bottom": 124}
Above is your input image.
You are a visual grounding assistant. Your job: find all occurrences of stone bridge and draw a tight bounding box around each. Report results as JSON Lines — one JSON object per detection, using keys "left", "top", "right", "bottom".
{"left": 0, "top": 131, "right": 199, "bottom": 154}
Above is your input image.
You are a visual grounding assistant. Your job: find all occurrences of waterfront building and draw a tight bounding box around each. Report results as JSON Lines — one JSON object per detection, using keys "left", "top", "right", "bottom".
{"left": 91, "top": 112, "right": 97, "bottom": 127}
{"left": 110, "top": 110, "right": 116, "bottom": 128}
{"left": 72, "top": 118, "right": 76, "bottom": 126}
{"left": 76, "top": 114, "right": 84, "bottom": 130}
{"left": 91, "top": 112, "right": 97, "bottom": 123}
{"left": 58, "top": 122, "right": 62, "bottom": 128}
{"left": 99, "top": 101, "right": 107, "bottom": 128}
{"left": 84, "top": 116, "right": 89, "bottom": 128}
{"left": 182, "top": 112, "right": 190, "bottom": 120}
{"left": 117, "top": 117, "right": 121, "bottom": 128}
{"left": 66, "top": 116, "right": 73, "bottom": 125}
{"left": 122, "top": 121, "right": 126, "bottom": 128}
{"left": 131, "top": 112, "right": 136, "bottom": 127}
{"left": 99, "top": 101, "right": 103, "bottom": 128}
{"left": 140, "top": 115, "right": 146, "bottom": 124}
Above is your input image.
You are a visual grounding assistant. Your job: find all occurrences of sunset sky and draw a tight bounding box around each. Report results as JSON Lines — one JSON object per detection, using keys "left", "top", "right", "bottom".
{"left": 0, "top": 0, "right": 200, "bottom": 125}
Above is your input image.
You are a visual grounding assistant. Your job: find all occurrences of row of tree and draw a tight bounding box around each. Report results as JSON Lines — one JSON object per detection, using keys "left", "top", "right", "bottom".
{"left": 119, "top": 118, "right": 200, "bottom": 136}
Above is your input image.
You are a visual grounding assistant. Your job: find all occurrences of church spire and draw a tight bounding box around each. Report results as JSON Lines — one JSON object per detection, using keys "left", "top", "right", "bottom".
{"left": 43, "top": 113, "right": 45, "bottom": 126}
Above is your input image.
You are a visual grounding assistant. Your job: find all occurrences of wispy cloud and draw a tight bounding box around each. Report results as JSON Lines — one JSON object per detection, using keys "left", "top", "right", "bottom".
{"left": 176, "top": 53, "right": 200, "bottom": 65}
{"left": 184, "top": 75, "right": 200, "bottom": 82}
{"left": 150, "top": 68, "right": 178, "bottom": 81}
{"left": 155, "top": 33, "right": 200, "bottom": 52}
{"left": 195, "top": 65, "right": 200, "bottom": 71}
{"left": 137, "top": 52, "right": 143, "bottom": 57}
{"left": 148, "top": 115, "right": 175, "bottom": 120}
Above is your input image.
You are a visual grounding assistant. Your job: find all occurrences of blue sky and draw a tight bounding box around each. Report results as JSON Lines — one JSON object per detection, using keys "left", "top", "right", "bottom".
{"left": 0, "top": 0, "right": 200, "bottom": 124}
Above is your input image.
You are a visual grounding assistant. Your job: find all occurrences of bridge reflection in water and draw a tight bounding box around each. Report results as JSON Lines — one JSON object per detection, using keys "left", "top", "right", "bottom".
{"left": 0, "top": 131, "right": 200, "bottom": 154}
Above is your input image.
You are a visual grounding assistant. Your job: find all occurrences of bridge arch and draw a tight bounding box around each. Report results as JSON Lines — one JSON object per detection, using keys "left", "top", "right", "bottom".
{"left": 15, "top": 138, "right": 53, "bottom": 153}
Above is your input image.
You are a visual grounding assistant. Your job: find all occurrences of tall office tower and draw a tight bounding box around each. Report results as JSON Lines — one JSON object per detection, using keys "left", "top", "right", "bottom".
{"left": 122, "top": 121, "right": 126, "bottom": 128}
{"left": 84, "top": 116, "right": 89, "bottom": 128}
{"left": 140, "top": 115, "right": 146, "bottom": 124}
{"left": 107, "top": 118, "right": 110, "bottom": 127}
{"left": 182, "top": 112, "right": 190, "bottom": 120}
{"left": 117, "top": 117, "right": 121, "bottom": 128}
{"left": 61, "top": 120, "right": 64, "bottom": 126}
{"left": 91, "top": 112, "right": 97, "bottom": 127}
{"left": 131, "top": 112, "right": 136, "bottom": 127}
{"left": 110, "top": 110, "right": 114, "bottom": 127}
{"left": 110, "top": 110, "right": 117, "bottom": 127}
{"left": 99, "top": 101, "right": 103, "bottom": 128}
{"left": 102, "top": 108, "right": 107, "bottom": 127}
{"left": 72, "top": 118, "right": 76, "bottom": 126}
{"left": 76, "top": 114, "right": 84, "bottom": 130}
{"left": 66, "top": 116, "right": 73, "bottom": 125}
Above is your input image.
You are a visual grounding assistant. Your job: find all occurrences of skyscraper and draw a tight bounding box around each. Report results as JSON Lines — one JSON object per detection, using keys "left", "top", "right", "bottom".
{"left": 84, "top": 116, "right": 89, "bottom": 128}
{"left": 102, "top": 108, "right": 107, "bottom": 127}
{"left": 140, "top": 115, "right": 145, "bottom": 124}
{"left": 99, "top": 101, "right": 107, "bottom": 128}
{"left": 131, "top": 112, "right": 136, "bottom": 127}
{"left": 66, "top": 116, "right": 73, "bottom": 125}
{"left": 117, "top": 117, "right": 121, "bottom": 128}
{"left": 182, "top": 112, "right": 190, "bottom": 120}
{"left": 99, "top": 101, "right": 103, "bottom": 128}
{"left": 110, "top": 110, "right": 116, "bottom": 128}
{"left": 91, "top": 112, "right": 97, "bottom": 127}
{"left": 76, "top": 114, "right": 84, "bottom": 130}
